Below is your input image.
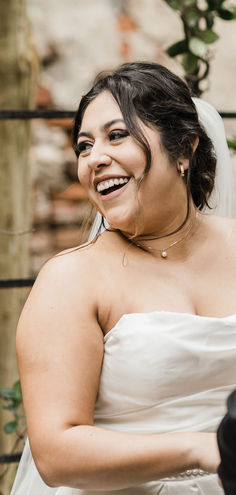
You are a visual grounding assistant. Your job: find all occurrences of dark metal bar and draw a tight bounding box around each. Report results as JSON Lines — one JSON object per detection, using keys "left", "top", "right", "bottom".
{"left": 0, "top": 452, "right": 22, "bottom": 463}
{"left": 220, "top": 112, "right": 236, "bottom": 119}
{"left": 0, "top": 109, "right": 235, "bottom": 120}
{"left": 0, "top": 109, "right": 75, "bottom": 119}
{"left": 0, "top": 278, "right": 35, "bottom": 288}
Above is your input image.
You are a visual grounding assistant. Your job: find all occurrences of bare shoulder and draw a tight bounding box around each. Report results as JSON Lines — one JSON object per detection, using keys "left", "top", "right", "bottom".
{"left": 200, "top": 213, "right": 236, "bottom": 236}
{"left": 18, "top": 231, "right": 120, "bottom": 330}
{"left": 34, "top": 234, "right": 112, "bottom": 297}
{"left": 199, "top": 213, "right": 236, "bottom": 258}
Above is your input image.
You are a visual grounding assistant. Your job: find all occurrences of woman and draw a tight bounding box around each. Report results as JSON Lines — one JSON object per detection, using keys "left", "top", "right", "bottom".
{"left": 11, "top": 62, "right": 236, "bottom": 495}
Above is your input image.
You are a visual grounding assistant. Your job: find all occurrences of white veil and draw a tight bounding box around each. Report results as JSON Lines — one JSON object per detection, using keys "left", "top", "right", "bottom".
{"left": 192, "top": 98, "right": 234, "bottom": 217}
{"left": 89, "top": 98, "right": 234, "bottom": 241}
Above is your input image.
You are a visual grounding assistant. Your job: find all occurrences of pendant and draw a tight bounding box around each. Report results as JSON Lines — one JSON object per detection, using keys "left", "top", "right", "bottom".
{"left": 161, "top": 250, "right": 167, "bottom": 258}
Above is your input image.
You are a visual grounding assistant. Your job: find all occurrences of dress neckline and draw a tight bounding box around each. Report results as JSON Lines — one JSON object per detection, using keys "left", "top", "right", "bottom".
{"left": 104, "top": 310, "right": 236, "bottom": 342}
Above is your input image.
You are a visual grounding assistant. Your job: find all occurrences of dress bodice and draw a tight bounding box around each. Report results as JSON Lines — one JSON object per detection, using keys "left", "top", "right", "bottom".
{"left": 11, "top": 311, "right": 236, "bottom": 495}
{"left": 94, "top": 311, "right": 236, "bottom": 435}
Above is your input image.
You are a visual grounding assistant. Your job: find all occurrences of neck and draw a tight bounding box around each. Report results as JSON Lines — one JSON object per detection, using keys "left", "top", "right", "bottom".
{"left": 120, "top": 199, "right": 198, "bottom": 259}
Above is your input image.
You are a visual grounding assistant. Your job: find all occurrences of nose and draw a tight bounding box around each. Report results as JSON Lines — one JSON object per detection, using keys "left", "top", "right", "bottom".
{"left": 87, "top": 143, "right": 112, "bottom": 170}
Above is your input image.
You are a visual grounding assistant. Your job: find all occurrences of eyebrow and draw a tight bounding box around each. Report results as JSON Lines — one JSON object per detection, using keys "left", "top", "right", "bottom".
{"left": 77, "top": 119, "right": 125, "bottom": 140}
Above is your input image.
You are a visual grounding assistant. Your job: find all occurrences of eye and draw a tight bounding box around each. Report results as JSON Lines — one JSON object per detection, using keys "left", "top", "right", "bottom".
{"left": 74, "top": 141, "right": 92, "bottom": 157}
{"left": 109, "top": 130, "right": 129, "bottom": 141}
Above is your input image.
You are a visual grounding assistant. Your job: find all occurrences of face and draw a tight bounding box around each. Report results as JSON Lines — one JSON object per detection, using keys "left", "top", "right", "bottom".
{"left": 76, "top": 91, "right": 186, "bottom": 236}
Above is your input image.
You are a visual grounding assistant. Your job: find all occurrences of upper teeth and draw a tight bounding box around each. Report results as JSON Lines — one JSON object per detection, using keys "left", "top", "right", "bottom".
{"left": 97, "top": 177, "right": 129, "bottom": 192}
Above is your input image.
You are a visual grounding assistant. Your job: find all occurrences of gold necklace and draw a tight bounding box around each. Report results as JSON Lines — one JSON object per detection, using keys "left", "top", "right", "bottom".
{"left": 137, "top": 213, "right": 197, "bottom": 259}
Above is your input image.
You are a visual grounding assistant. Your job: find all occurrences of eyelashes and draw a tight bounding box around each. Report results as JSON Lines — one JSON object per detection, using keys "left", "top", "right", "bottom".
{"left": 74, "top": 142, "right": 91, "bottom": 156}
{"left": 75, "top": 129, "right": 129, "bottom": 157}
{"left": 109, "top": 130, "right": 129, "bottom": 141}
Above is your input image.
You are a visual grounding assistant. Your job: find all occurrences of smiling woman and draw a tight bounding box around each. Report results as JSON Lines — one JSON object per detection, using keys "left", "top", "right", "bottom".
{"left": 11, "top": 62, "right": 236, "bottom": 495}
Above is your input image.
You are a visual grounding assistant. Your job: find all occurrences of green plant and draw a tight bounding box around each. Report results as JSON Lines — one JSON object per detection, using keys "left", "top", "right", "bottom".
{"left": 164, "top": 0, "right": 236, "bottom": 95}
{"left": 227, "top": 136, "right": 236, "bottom": 150}
{"left": 0, "top": 380, "right": 25, "bottom": 480}
{"left": 0, "top": 380, "right": 24, "bottom": 436}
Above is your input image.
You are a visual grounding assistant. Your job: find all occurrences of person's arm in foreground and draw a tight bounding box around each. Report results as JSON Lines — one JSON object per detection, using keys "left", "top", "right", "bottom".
{"left": 217, "top": 390, "right": 236, "bottom": 495}
{"left": 17, "top": 252, "right": 220, "bottom": 491}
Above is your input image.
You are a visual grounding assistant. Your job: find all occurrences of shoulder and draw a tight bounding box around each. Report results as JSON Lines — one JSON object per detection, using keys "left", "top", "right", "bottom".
{"left": 199, "top": 213, "right": 236, "bottom": 254}
{"left": 38, "top": 233, "right": 111, "bottom": 282}
{"left": 30, "top": 230, "right": 122, "bottom": 301}
{"left": 200, "top": 213, "right": 236, "bottom": 232}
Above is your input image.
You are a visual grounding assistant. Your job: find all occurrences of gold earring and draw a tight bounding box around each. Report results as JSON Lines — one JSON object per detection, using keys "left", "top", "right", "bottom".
{"left": 179, "top": 163, "right": 185, "bottom": 177}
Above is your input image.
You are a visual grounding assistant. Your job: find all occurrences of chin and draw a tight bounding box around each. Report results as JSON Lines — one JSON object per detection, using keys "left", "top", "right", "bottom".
{"left": 105, "top": 212, "right": 135, "bottom": 234}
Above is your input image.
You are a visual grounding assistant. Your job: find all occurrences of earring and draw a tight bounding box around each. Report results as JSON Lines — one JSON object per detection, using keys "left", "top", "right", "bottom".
{"left": 178, "top": 163, "right": 185, "bottom": 177}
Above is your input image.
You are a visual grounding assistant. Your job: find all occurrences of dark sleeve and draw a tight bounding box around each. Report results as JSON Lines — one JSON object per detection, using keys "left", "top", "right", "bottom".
{"left": 217, "top": 390, "right": 236, "bottom": 495}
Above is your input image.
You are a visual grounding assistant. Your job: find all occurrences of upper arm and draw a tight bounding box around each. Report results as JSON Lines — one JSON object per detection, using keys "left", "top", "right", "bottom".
{"left": 16, "top": 251, "right": 104, "bottom": 460}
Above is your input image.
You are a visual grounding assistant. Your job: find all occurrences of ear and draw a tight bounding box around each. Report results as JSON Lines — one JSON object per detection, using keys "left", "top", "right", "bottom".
{"left": 177, "top": 157, "right": 189, "bottom": 174}
{"left": 177, "top": 136, "right": 200, "bottom": 173}
{"left": 192, "top": 136, "right": 199, "bottom": 153}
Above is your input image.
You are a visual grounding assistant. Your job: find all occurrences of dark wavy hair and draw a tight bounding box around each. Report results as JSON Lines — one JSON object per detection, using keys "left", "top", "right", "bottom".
{"left": 73, "top": 61, "right": 216, "bottom": 211}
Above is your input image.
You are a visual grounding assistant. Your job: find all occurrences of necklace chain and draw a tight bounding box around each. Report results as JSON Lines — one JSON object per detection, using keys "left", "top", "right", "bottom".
{"left": 136, "top": 211, "right": 197, "bottom": 259}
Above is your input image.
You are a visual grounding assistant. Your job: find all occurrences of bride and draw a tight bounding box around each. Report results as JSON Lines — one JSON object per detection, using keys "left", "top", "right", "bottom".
{"left": 11, "top": 62, "right": 236, "bottom": 494}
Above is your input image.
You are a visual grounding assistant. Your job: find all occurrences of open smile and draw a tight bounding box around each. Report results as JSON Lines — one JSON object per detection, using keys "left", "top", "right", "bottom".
{"left": 97, "top": 177, "right": 130, "bottom": 196}
{"left": 93, "top": 175, "right": 131, "bottom": 200}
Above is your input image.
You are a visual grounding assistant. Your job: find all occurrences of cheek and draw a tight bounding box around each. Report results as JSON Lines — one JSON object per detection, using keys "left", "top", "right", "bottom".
{"left": 77, "top": 161, "right": 89, "bottom": 187}
{"left": 125, "top": 151, "right": 147, "bottom": 178}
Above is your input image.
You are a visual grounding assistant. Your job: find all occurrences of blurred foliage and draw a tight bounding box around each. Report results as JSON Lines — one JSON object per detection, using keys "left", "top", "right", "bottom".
{"left": 0, "top": 379, "right": 25, "bottom": 457}
{"left": 0, "top": 380, "right": 24, "bottom": 437}
{"left": 0, "top": 380, "right": 25, "bottom": 483}
{"left": 227, "top": 137, "right": 236, "bottom": 150}
{"left": 164, "top": 0, "right": 236, "bottom": 96}
{"left": 0, "top": 380, "right": 25, "bottom": 480}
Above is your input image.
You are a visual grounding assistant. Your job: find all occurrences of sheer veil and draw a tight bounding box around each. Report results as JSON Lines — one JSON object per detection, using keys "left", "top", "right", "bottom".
{"left": 89, "top": 98, "right": 234, "bottom": 241}
{"left": 192, "top": 98, "right": 234, "bottom": 218}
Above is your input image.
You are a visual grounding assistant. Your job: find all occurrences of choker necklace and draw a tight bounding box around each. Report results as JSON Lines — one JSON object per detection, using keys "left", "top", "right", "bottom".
{"left": 136, "top": 212, "right": 197, "bottom": 259}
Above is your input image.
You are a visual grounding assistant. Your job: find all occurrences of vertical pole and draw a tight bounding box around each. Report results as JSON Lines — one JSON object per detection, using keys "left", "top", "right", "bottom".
{"left": 0, "top": 1, "right": 37, "bottom": 492}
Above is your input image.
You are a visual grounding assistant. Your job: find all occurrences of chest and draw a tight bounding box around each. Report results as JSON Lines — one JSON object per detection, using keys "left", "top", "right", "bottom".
{"left": 97, "top": 249, "right": 236, "bottom": 334}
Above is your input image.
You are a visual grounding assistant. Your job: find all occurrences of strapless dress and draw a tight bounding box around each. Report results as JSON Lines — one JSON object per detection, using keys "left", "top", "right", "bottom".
{"left": 11, "top": 311, "right": 236, "bottom": 494}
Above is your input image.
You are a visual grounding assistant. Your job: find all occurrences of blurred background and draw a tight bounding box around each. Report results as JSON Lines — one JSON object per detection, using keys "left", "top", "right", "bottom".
{"left": 0, "top": 0, "right": 235, "bottom": 493}
{"left": 28, "top": 0, "right": 236, "bottom": 270}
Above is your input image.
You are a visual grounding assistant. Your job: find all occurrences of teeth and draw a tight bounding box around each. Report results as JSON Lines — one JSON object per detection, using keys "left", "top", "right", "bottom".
{"left": 97, "top": 177, "right": 129, "bottom": 192}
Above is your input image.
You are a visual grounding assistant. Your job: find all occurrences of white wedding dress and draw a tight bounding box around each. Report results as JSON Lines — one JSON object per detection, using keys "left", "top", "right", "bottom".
{"left": 11, "top": 310, "right": 236, "bottom": 495}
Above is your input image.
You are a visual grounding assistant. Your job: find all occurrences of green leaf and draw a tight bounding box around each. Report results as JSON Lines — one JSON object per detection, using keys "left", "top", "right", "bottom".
{"left": 0, "top": 388, "right": 17, "bottom": 399}
{"left": 198, "top": 29, "right": 219, "bottom": 44}
{"left": 218, "top": 7, "right": 234, "bottom": 19}
{"left": 183, "top": 0, "right": 197, "bottom": 6}
{"left": 4, "top": 421, "right": 18, "bottom": 434}
{"left": 205, "top": 12, "right": 214, "bottom": 28}
{"left": 206, "top": 0, "right": 222, "bottom": 10}
{"left": 7, "top": 405, "right": 19, "bottom": 413}
{"left": 189, "top": 37, "right": 208, "bottom": 56}
{"left": 164, "top": 0, "right": 182, "bottom": 10}
{"left": 166, "top": 39, "right": 188, "bottom": 57}
{"left": 13, "top": 380, "right": 22, "bottom": 400}
{"left": 227, "top": 138, "right": 236, "bottom": 150}
{"left": 185, "top": 7, "right": 201, "bottom": 26}
{"left": 182, "top": 52, "right": 198, "bottom": 74}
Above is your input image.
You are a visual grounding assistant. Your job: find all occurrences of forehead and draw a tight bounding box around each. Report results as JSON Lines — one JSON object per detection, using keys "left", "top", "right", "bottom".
{"left": 81, "top": 91, "right": 122, "bottom": 129}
